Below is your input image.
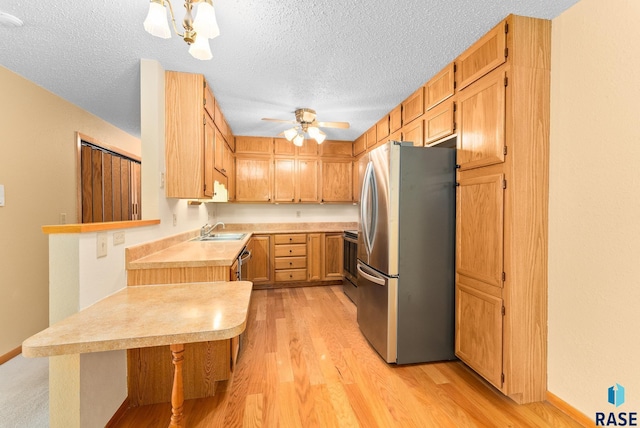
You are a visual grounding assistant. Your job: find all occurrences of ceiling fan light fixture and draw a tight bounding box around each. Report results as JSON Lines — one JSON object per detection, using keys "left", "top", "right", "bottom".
{"left": 293, "top": 133, "right": 305, "bottom": 147}
{"left": 307, "top": 126, "right": 320, "bottom": 138}
{"left": 193, "top": 0, "right": 220, "bottom": 39}
{"left": 144, "top": 1, "right": 171, "bottom": 39}
{"left": 283, "top": 127, "right": 298, "bottom": 141}
{"left": 314, "top": 130, "right": 327, "bottom": 144}
{"left": 188, "top": 34, "right": 213, "bottom": 60}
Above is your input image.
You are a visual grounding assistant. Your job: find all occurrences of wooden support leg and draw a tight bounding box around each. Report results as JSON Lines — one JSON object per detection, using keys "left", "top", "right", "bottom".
{"left": 168, "top": 344, "right": 185, "bottom": 428}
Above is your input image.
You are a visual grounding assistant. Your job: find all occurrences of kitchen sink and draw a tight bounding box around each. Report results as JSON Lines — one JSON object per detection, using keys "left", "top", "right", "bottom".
{"left": 192, "top": 233, "right": 247, "bottom": 242}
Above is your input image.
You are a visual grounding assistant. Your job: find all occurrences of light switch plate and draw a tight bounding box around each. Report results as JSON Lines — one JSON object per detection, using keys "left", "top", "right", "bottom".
{"left": 97, "top": 233, "right": 108, "bottom": 258}
{"left": 0, "top": 184, "right": 5, "bottom": 206}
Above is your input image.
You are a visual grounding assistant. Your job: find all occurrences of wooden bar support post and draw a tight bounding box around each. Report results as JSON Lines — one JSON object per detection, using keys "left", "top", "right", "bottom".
{"left": 168, "top": 344, "right": 185, "bottom": 428}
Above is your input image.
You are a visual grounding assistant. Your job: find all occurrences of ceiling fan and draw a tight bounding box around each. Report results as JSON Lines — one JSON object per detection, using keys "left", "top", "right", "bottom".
{"left": 261, "top": 108, "right": 350, "bottom": 146}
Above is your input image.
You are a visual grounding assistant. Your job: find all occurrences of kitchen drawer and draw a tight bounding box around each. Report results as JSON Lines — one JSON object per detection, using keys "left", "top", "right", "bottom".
{"left": 274, "top": 244, "right": 307, "bottom": 257}
{"left": 275, "top": 256, "right": 306, "bottom": 270}
{"left": 275, "top": 269, "right": 307, "bottom": 282}
{"left": 274, "top": 234, "right": 306, "bottom": 244}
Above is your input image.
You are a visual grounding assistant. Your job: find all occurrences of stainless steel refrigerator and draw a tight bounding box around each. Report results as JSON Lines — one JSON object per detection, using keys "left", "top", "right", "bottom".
{"left": 357, "top": 141, "right": 456, "bottom": 364}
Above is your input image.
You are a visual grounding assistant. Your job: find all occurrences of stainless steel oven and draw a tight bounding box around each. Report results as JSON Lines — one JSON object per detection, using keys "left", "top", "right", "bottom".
{"left": 235, "top": 246, "right": 252, "bottom": 281}
{"left": 343, "top": 230, "right": 358, "bottom": 305}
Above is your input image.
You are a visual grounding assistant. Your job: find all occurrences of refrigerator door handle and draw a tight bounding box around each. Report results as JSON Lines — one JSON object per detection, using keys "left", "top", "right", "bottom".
{"left": 360, "top": 161, "right": 376, "bottom": 256}
{"left": 357, "top": 263, "right": 386, "bottom": 286}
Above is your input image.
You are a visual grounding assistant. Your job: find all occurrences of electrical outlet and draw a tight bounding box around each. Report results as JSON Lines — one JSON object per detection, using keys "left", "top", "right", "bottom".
{"left": 173, "top": 213, "right": 177, "bottom": 226}
{"left": 296, "top": 210, "right": 301, "bottom": 218}
{"left": 113, "top": 231, "right": 125, "bottom": 245}
{"left": 97, "top": 233, "right": 108, "bottom": 258}
{"left": 59, "top": 213, "right": 67, "bottom": 224}
{"left": 160, "top": 172, "right": 165, "bottom": 189}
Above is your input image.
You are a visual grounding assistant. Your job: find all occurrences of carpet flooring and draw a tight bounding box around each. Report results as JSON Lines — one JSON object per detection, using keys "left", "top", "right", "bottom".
{"left": 0, "top": 354, "right": 49, "bottom": 427}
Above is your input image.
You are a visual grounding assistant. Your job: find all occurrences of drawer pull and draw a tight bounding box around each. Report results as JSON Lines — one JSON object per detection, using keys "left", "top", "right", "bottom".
{"left": 289, "top": 250, "right": 292, "bottom": 253}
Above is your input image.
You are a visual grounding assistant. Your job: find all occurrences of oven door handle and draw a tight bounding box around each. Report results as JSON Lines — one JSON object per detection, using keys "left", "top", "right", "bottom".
{"left": 240, "top": 249, "right": 252, "bottom": 263}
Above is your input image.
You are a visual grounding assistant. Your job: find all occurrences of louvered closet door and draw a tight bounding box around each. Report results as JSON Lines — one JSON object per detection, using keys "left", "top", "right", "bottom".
{"left": 455, "top": 172, "right": 505, "bottom": 389}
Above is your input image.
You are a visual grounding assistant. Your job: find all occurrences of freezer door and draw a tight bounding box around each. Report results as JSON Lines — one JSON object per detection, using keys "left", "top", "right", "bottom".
{"left": 356, "top": 261, "right": 397, "bottom": 363}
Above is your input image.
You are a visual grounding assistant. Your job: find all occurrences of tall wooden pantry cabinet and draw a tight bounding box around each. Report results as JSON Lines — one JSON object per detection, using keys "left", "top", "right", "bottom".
{"left": 454, "top": 15, "right": 550, "bottom": 404}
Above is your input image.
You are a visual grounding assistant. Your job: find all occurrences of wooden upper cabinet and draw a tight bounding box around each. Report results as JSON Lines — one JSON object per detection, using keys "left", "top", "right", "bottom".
{"left": 273, "top": 158, "right": 296, "bottom": 202}
{"left": 401, "top": 119, "right": 424, "bottom": 147}
{"left": 204, "top": 85, "right": 215, "bottom": 120}
{"left": 235, "top": 156, "right": 272, "bottom": 202}
{"left": 321, "top": 140, "right": 352, "bottom": 158}
{"left": 389, "top": 105, "right": 402, "bottom": 133}
{"left": 424, "top": 99, "right": 455, "bottom": 145}
{"left": 214, "top": 126, "right": 227, "bottom": 176}
{"left": 274, "top": 138, "right": 296, "bottom": 155}
{"left": 402, "top": 87, "right": 424, "bottom": 125}
{"left": 365, "top": 127, "right": 377, "bottom": 150}
{"left": 376, "top": 116, "right": 390, "bottom": 142}
{"left": 321, "top": 159, "right": 353, "bottom": 202}
{"left": 457, "top": 68, "right": 506, "bottom": 170}
{"left": 204, "top": 113, "right": 215, "bottom": 197}
{"left": 425, "top": 62, "right": 455, "bottom": 111}
{"left": 165, "top": 71, "right": 206, "bottom": 198}
{"left": 298, "top": 139, "right": 319, "bottom": 157}
{"left": 353, "top": 135, "right": 366, "bottom": 156}
{"left": 298, "top": 159, "right": 319, "bottom": 202}
{"left": 456, "top": 173, "right": 505, "bottom": 289}
{"left": 456, "top": 20, "right": 507, "bottom": 90}
{"left": 225, "top": 148, "right": 235, "bottom": 201}
{"left": 235, "top": 136, "right": 273, "bottom": 155}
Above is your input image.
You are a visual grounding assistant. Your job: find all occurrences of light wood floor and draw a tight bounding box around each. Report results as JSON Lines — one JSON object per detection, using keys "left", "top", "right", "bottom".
{"left": 114, "top": 285, "right": 582, "bottom": 427}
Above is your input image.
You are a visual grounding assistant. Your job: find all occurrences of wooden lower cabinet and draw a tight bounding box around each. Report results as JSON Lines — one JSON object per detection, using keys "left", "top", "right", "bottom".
{"left": 307, "top": 233, "right": 323, "bottom": 281}
{"left": 246, "top": 235, "right": 272, "bottom": 284}
{"left": 323, "top": 233, "right": 343, "bottom": 280}
{"left": 274, "top": 234, "right": 307, "bottom": 282}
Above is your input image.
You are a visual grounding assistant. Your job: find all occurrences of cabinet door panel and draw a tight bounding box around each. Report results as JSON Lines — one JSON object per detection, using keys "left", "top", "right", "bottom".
{"left": 376, "top": 116, "right": 390, "bottom": 142}
{"left": 425, "top": 63, "right": 455, "bottom": 111}
{"left": 389, "top": 105, "right": 402, "bottom": 133}
{"left": 456, "top": 173, "right": 504, "bottom": 288}
{"left": 401, "top": 119, "right": 424, "bottom": 147}
{"left": 323, "top": 233, "right": 343, "bottom": 280}
{"left": 402, "top": 87, "right": 424, "bottom": 125}
{"left": 298, "top": 159, "right": 319, "bottom": 202}
{"left": 235, "top": 157, "right": 272, "bottom": 202}
{"left": 273, "top": 158, "right": 296, "bottom": 202}
{"left": 204, "top": 114, "right": 215, "bottom": 197}
{"left": 458, "top": 70, "right": 506, "bottom": 170}
{"left": 457, "top": 21, "right": 506, "bottom": 90}
{"left": 321, "top": 160, "right": 352, "bottom": 202}
{"left": 425, "top": 100, "right": 455, "bottom": 145}
{"left": 307, "top": 233, "right": 322, "bottom": 281}
{"left": 455, "top": 283, "right": 503, "bottom": 389}
{"left": 246, "top": 235, "right": 271, "bottom": 283}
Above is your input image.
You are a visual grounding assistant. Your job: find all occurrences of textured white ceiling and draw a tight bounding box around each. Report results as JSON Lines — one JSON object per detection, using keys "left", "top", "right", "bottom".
{"left": 0, "top": 0, "right": 579, "bottom": 141}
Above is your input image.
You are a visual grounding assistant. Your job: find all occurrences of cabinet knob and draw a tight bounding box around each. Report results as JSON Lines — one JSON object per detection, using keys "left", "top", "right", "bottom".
{"left": 289, "top": 250, "right": 292, "bottom": 253}
{"left": 289, "top": 262, "right": 293, "bottom": 266}
{"left": 292, "top": 198, "right": 294, "bottom": 202}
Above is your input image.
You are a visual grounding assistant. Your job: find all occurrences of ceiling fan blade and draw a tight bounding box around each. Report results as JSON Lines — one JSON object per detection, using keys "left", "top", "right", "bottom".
{"left": 316, "top": 121, "right": 350, "bottom": 129}
{"left": 261, "top": 118, "right": 297, "bottom": 124}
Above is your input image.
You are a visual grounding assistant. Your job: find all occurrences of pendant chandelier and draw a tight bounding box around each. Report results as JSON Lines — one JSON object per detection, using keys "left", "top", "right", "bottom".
{"left": 143, "top": 0, "right": 220, "bottom": 60}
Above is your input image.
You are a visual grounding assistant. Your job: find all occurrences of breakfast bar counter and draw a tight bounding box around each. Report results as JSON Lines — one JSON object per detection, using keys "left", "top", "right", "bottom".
{"left": 23, "top": 281, "right": 253, "bottom": 428}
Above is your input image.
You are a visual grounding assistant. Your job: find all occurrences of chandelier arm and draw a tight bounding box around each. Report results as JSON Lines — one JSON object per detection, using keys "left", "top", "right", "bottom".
{"left": 161, "top": 0, "right": 186, "bottom": 38}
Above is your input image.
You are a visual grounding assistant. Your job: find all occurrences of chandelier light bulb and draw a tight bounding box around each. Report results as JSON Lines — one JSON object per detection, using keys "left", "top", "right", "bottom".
{"left": 284, "top": 127, "right": 298, "bottom": 141}
{"left": 193, "top": 1, "right": 220, "bottom": 39}
{"left": 189, "top": 34, "right": 213, "bottom": 60}
{"left": 144, "top": 1, "right": 171, "bottom": 39}
{"left": 307, "top": 126, "right": 320, "bottom": 138}
{"left": 315, "top": 130, "right": 327, "bottom": 144}
{"left": 293, "top": 133, "right": 305, "bottom": 147}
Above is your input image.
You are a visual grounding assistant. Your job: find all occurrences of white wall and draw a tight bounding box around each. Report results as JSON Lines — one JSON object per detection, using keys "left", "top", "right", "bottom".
{"left": 548, "top": 0, "right": 640, "bottom": 416}
{"left": 214, "top": 202, "right": 358, "bottom": 224}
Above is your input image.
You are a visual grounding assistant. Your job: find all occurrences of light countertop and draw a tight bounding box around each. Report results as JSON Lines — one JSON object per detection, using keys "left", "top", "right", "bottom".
{"left": 126, "top": 234, "right": 251, "bottom": 270}
{"left": 22, "top": 281, "right": 253, "bottom": 357}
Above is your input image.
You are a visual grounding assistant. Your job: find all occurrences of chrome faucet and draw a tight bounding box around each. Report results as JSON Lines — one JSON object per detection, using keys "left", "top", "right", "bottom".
{"left": 200, "top": 222, "right": 226, "bottom": 237}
